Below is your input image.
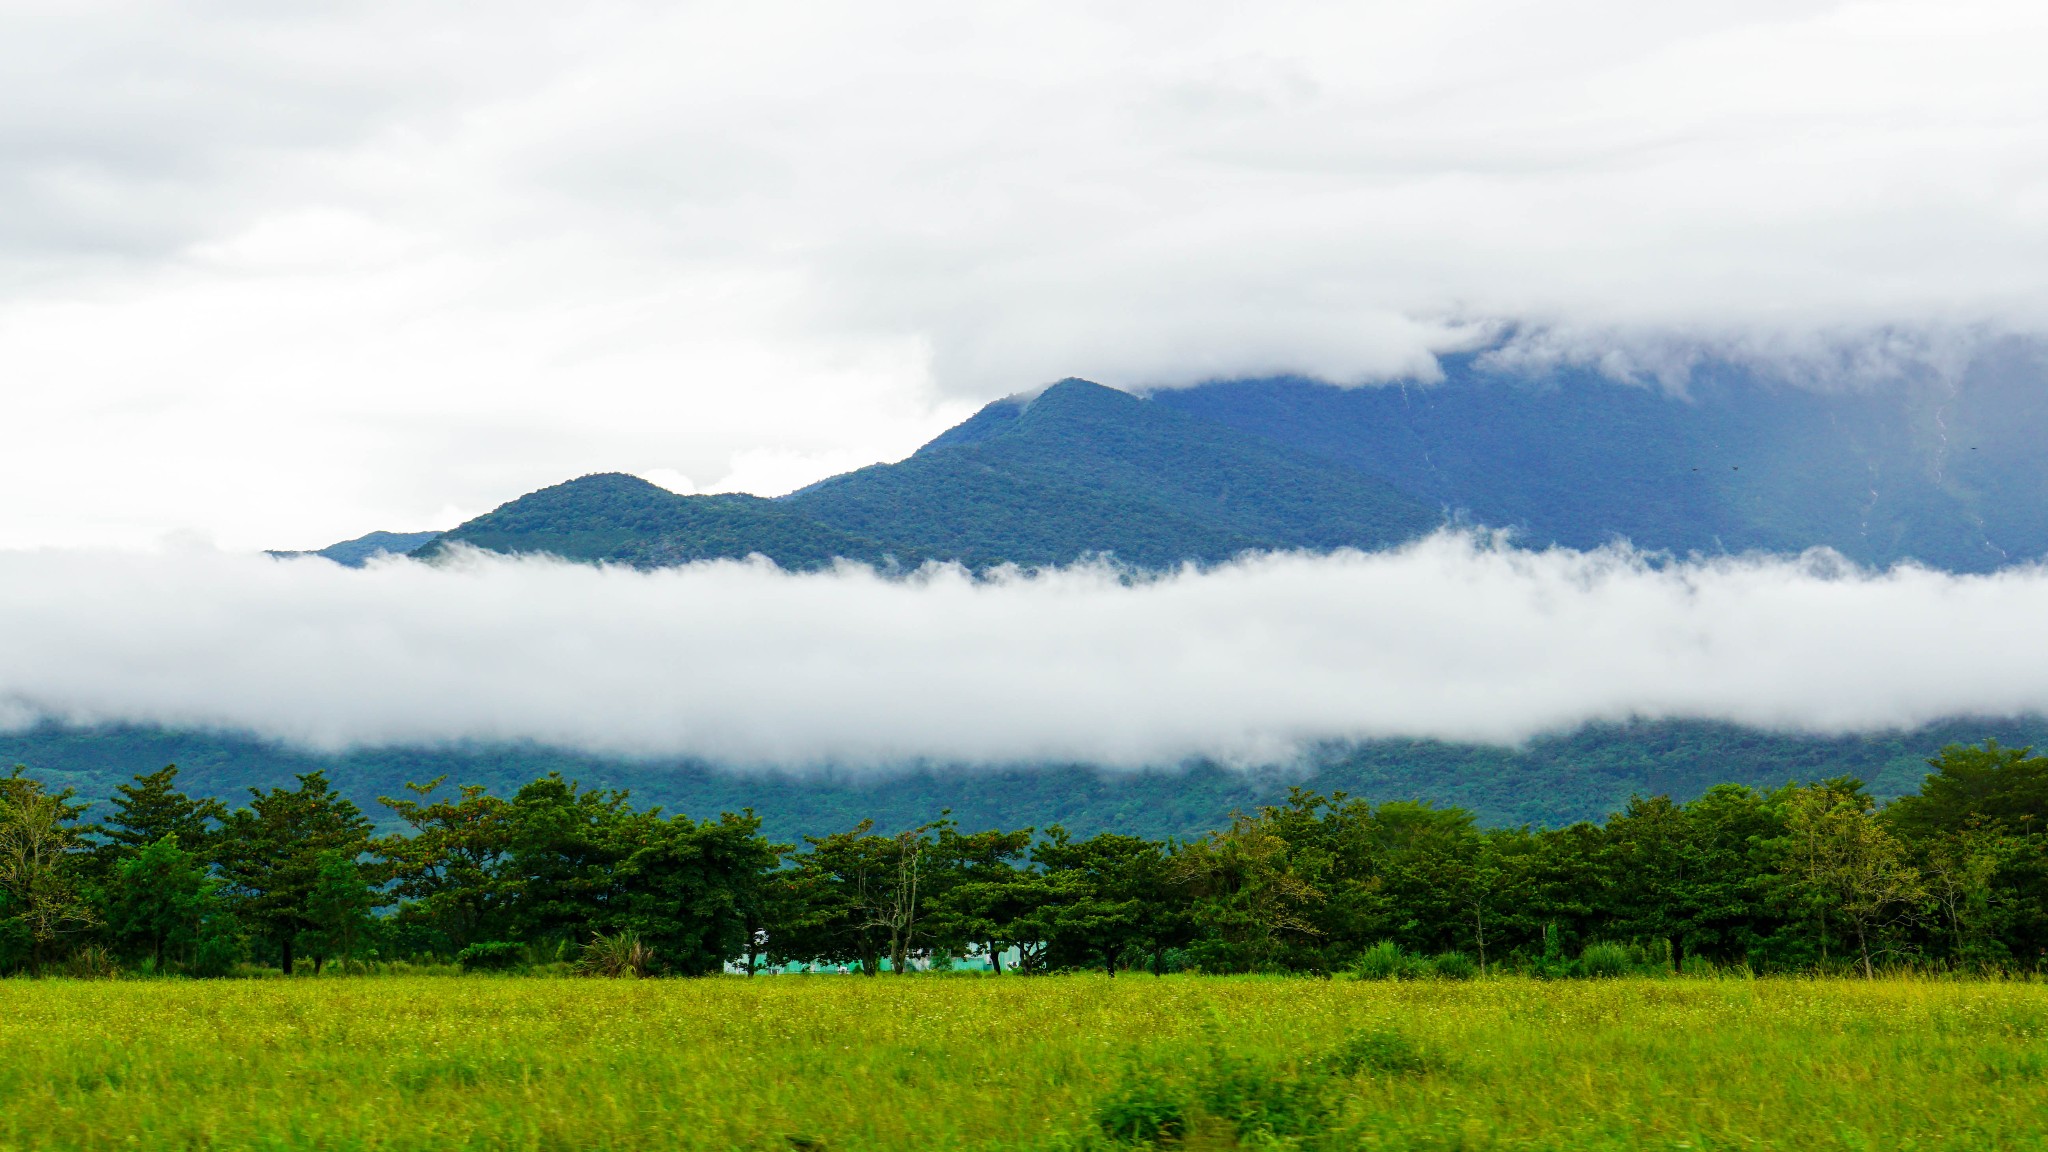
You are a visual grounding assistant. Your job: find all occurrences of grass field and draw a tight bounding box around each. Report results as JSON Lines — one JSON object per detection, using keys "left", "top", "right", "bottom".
{"left": 2, "top": 974, "right": 2044, "bottom": 1151}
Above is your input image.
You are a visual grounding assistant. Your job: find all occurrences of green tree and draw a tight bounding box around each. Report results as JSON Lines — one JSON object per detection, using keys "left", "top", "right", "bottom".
{"left": 215, "top": 771, "right": 376, "bottom": 975}
{"left": 104, "top": 833, "right": 232, "bottom": 972}
{"left": 0, "top": 768, "right": 97, "bottom": 970}
{"left": 1776, "top": 779, "right": 1927, "bottom": 977}
{"left": 301, "top": 850, "right": 380, "bottom": 973}
{"left": 1171, "top": 812, "right": 1321, "bottom": 972}
{"left": 96, "top": 765, "right": 229, "bottom": 863}
{"left": 377, "top": 778, "right": 513, "bottom": 956}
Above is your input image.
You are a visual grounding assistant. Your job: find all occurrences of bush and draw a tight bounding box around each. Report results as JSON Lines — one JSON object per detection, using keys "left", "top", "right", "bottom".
{"left": 1429, "top": 951, "right": 1478, "bottom": 980}
{"left": 1579, "top": 942, "right": 1636, "bottom": 978}
{"left": 1094, "top": 1069, "right": 1187, "bottom": 1145}
{"left": 1352, "top": 941, "right": 1428, "bottom": 981}
{"left": 1325, "top": 1028, "right": 1432, "bottom": 1076}
{"left": 1199, "top": 1054, "right": 1336, "bottom": 1140}
{"left": 577, "top": 931, "right": 653, "bottom": 978}
{"left": 457, "top": 941, "right": 524, "bottom": 972}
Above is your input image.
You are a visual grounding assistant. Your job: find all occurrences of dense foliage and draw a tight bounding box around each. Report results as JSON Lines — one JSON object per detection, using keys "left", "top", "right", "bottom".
{"left": 5, "top": 741, "right": 2047, "bottom": 977}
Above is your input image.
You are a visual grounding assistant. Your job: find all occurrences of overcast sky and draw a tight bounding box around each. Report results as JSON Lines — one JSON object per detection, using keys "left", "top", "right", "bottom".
{"left": 2, "top": 1, "right": 2045, "bottom": 549}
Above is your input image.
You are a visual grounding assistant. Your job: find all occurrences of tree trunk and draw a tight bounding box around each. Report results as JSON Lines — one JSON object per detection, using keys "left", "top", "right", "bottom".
{"left": 1670, "top": 936, "right": 1685, "bottom": 975}
{"left": 280, "top": 936, "right": 295, "bottom": 977}
{"left": 1857, "top": 926, "right": 1874, "bottom": 980}
{"left": 1152, "top": 946, "right": 1165, "bottom": 977}
{"left": 744, "top": 914, "right": 759, "bottom": 977}
{"left": 987, "top": 941, "right": 1002, "bottom": 974}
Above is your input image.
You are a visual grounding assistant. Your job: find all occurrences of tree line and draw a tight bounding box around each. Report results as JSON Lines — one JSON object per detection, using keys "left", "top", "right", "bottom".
{"left": 1, "top": 740, "right": 2044, "bottom": 978}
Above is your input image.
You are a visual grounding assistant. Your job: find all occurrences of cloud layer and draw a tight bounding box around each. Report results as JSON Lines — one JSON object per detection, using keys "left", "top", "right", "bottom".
{"left": 2, "top": 2, "right": 2046, "bottom": 547}
{"left": 4, "top": 538, "right": 2047, "bottom": 768}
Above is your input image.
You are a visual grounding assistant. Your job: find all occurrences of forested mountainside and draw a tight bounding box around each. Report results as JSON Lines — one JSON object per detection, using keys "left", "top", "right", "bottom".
{"left": 411, "top": 378, "right": 1440, "bottom": 570}
{"left": 12, "top": 718, "right": 2045, "bottom": 844}
{"left": 1153, "top": 347, "right": 2048, "bottom": 572}
{"left": 327, "top": 355, "right": 2048, "bottom": 574}
{"left": 415, "top": 477, "right": 898, "bottom": 570}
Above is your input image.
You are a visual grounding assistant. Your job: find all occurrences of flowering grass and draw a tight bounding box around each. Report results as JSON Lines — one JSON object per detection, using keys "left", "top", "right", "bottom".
{"left": 0, "top": 974, "right": 2043, "bottom": 1150}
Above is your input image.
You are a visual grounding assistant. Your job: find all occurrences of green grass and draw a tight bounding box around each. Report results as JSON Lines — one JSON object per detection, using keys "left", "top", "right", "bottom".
{"left": 1, "top": 975, "right": 2045, "bottom": 1150}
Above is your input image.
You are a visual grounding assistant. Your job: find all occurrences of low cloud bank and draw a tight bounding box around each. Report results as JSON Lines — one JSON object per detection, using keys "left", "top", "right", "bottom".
{"left": 2, "top": 536, "right": 2045, "bottom": 769}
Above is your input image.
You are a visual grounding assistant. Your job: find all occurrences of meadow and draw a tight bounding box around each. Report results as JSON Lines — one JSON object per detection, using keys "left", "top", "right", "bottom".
{"left": 2, "top": 974, "right": 2044, "bottom": 1152}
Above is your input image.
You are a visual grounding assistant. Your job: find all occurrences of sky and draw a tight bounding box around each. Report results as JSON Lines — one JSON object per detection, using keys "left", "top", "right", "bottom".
{"left": 3, "top": 1, "right": 2047, "bottom": 550}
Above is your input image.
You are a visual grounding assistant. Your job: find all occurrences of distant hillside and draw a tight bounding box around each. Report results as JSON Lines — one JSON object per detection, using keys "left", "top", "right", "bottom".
{"left": 270, "top": 529, "right": 443, "bottom": 568}
{"left": 1154, "top": 349, "right": 2048, "bottom": 572}
{"left": 417, "top": 473, "right": 899, "bottom": 570}
{"left": 7, "top": 718, "right": 2036, "bottom": 842}
{"left": 406, "top": 378, "right": 1441, "bottom": 570}
{"left": 781, "top": 378, "right": 1439, "bottom": 568}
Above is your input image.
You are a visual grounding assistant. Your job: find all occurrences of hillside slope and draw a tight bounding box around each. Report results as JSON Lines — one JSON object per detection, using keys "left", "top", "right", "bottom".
{"left": 1153, "top": 348, "right": 2048, "bottom": 571}
{"left": 410, "top": 379, "right": 1441, "bottom": 570}
{"left": 782, "top": 378, "right": 1440, "bottom": 567}
{"left": 417, "top": 473, "right": 902, "bottom": 570}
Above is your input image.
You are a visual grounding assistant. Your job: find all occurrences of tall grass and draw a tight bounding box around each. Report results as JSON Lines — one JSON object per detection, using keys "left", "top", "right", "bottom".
{"left": 0, "top": 974, "right": 2043, "bottom": 1150}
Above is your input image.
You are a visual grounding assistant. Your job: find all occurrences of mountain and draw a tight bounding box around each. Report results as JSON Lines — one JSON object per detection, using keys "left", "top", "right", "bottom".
{"left": 406, "top": 378, "right": 1442, "bottom": 570}
{"left": 781, "top": 378, "right": 1439, "bottom": 567}
{"left": 1153, "top": 348, "right": 2048, "bottom": 572}
{"left": 270, "top": 529, "right": 444, "bottom": 568}
{"left": 416, "top": 473, "right": 899, "bottom": 570}
{"left": 7, "top": 717, "right": 2033, "bottom": 842}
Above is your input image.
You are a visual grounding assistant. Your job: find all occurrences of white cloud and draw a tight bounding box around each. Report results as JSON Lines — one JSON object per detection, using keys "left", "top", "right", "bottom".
{"left": 0, "top": 1, "right": 2045, "bottom": 548}
{"left": 2, "top": 537, "right": 2046, "bottom": 768}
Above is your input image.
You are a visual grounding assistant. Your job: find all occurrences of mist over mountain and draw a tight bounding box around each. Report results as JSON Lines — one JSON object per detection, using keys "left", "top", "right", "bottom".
{"left": 1155, "top": 346, "right": 2048, "bottom": 573}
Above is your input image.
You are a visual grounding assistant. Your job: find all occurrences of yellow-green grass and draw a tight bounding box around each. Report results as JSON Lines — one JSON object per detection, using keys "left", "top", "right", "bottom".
{"left": 2, "top": 974, "right": 2045, "bottom": 1151}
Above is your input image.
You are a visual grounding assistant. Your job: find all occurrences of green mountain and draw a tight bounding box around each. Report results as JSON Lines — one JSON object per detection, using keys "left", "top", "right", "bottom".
{"left": 404, "top": 378, "right": 1441, "bottom": 570}
{"left": 780, "top": 378, "right": 1440, "bottom": 568}
{"left": 417, "top": 473, "right": 898, "bottom": 570}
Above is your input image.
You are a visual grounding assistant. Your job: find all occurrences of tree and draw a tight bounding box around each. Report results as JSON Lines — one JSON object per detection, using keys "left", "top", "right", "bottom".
{"left": 1777, "top": 779, "right": 1927, "bottom": 978}
{"left": 0, "top": 768, "right": 97, "bottom": 970}
{"left": 215, "top": 771, "right": 376, "bottom": 975}
{"left": 1889, "top": 741, "right": 2048, "bottom": 839}
{"left": 1033, "top": 828, "right": 1188, "bottom": 975}
{"left": 924, "top": 827, "right": 1035, "bottom": 972}
{"left": 1171, "top": 812, "right": 1322, "bottom": 972}
{"left": 301, "top": 850, "right": 380, "bottom": 973}
{"left": 96, "top": 765, "right": 228, "bottom": 863}
{"left": 612, "top": 810, "right": 786, "bottom": 976}
{"left": 104, "top": 834, "right": 231, "bottom": 972}
{"left": 499, "top": 774, "right": 635, "bottom": 948}
{"left": 377, "top": 778, "right": 514, "bottom": 956}
{"left": 772, "top": 820, "right": 940, "bottom": 975}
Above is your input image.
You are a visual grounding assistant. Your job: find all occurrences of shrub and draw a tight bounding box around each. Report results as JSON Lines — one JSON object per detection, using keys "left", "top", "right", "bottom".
{"left": 1325, "top": 1028, "right": 1432, "bottom": 1076}
{"left": 1094, "top": 1069, "right": 1187, "bottom": 1145}
{"left": 1352, "top": 941, "right": 1427, "bottom": 981}
{"left": 1579, "top": 942, "right": 1635, "bottom": 979}
{"left": 1429, "top": 951, "right": 1478, "bottom": 980}
{"left": 63, "top": 945, "right": 119, "bottom": 980}
{"left": 577, "top": 931, "right": 653, "bottom": 978}
{"left": 1199, "top": 1054, "right": 1335, "bottom": 1140}
{"left": 457, "top": 941, "right": 524, "bottom": 973}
